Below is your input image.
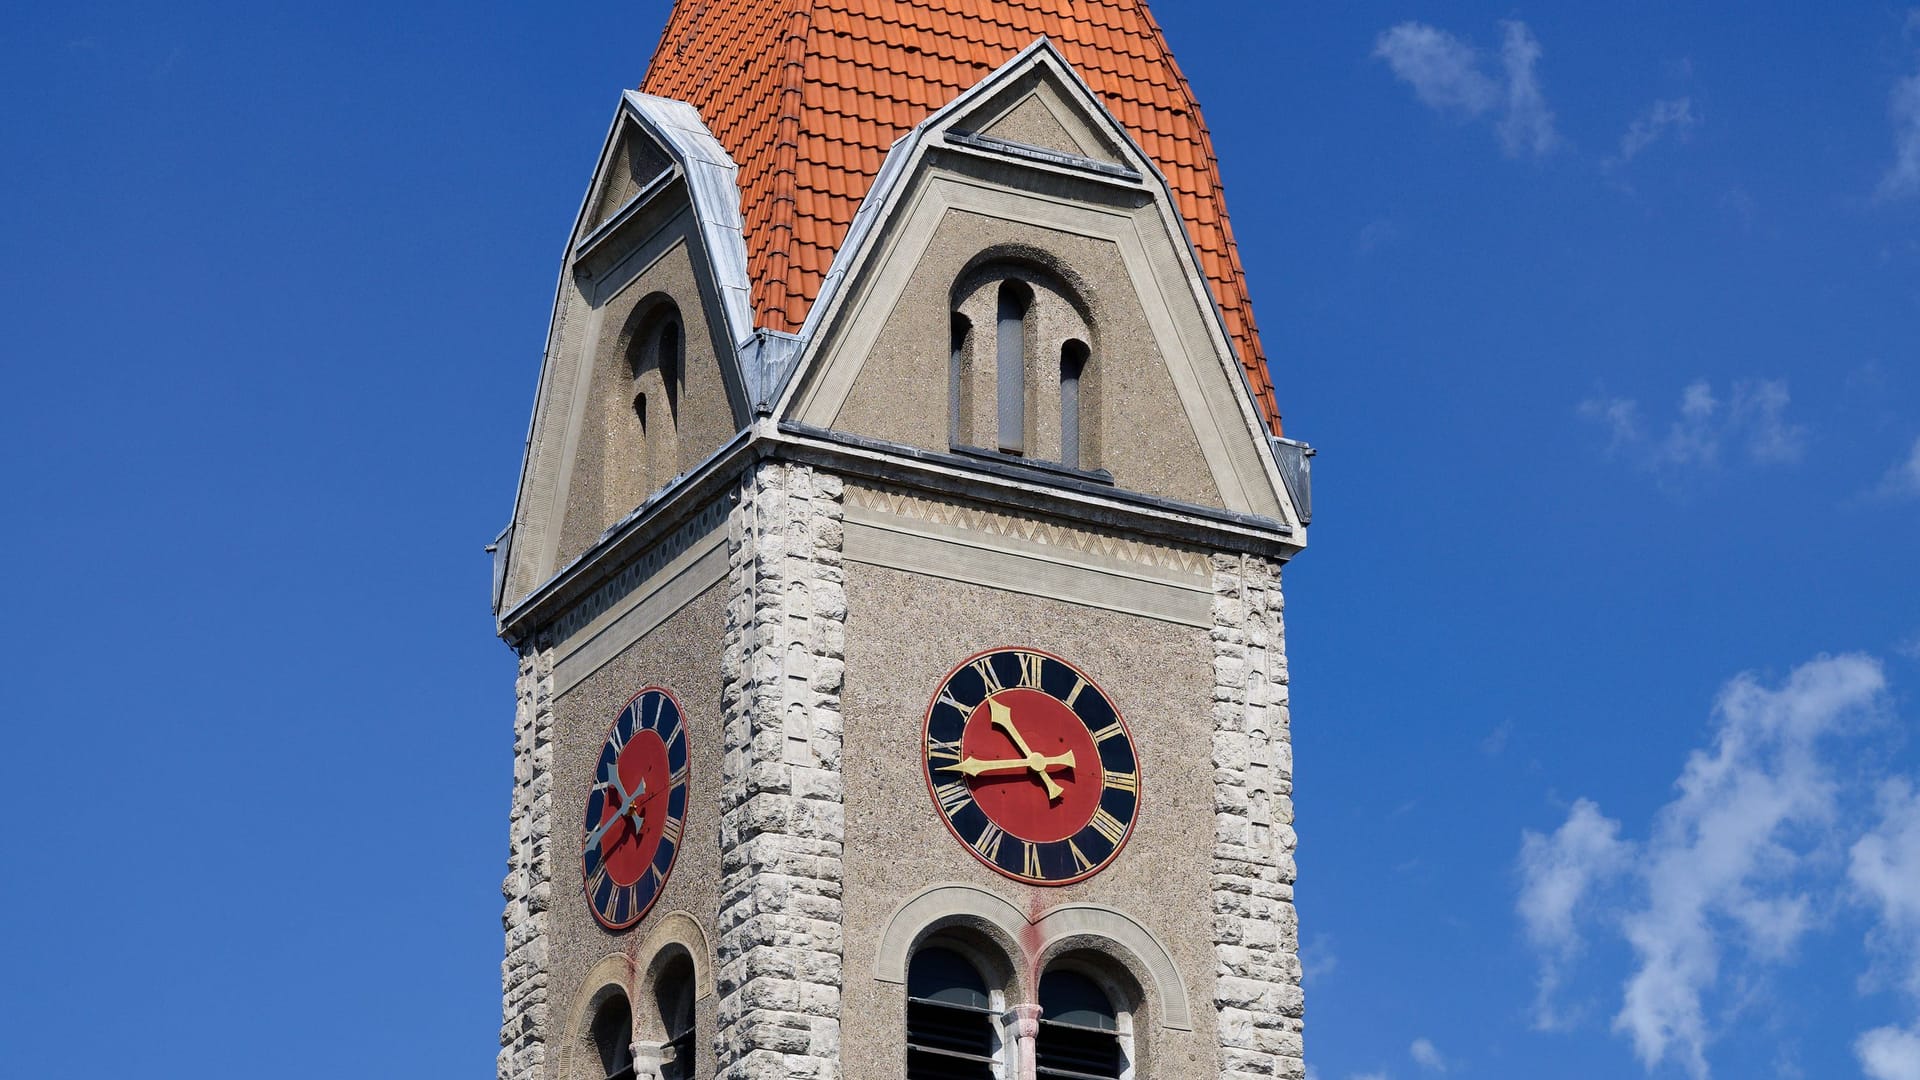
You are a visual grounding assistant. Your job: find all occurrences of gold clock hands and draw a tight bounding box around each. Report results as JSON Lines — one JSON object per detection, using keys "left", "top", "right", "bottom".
{"left": 587, "top": 763, "right": 649, "bottom": 851}
{"left": 987, "top": 697, "right": 1065, "bottom": 800}
{"left": 941, "top": 751, "right": 1077, "bottom": 777}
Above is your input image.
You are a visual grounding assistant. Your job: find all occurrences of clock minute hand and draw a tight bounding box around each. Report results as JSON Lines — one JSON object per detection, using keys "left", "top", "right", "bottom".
{"left": 987, "top": 697, "right": 1065, "bottom": 801}
{"left": 942, "top": 751, "right": 1076, "bottom": 777}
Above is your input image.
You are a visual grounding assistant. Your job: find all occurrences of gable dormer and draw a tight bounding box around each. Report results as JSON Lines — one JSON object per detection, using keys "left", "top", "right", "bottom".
{"left": 498, "top": 94, "right": 757, "bottom": 613}
{"left": 776, "top": 42, "right": 1301, "bottom": 528}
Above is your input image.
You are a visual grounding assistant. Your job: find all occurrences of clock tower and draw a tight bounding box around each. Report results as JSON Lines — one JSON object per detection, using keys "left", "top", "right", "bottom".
{"left": 491, "top": 5, "right": 1312, "bottom": 1079}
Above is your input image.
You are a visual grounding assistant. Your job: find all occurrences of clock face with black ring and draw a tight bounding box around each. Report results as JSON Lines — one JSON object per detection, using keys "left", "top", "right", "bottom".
{"left": 581, "top": 687, "right": 689, "bottom": 930}
{"left": 921, "top": 648, "right": 1140, "bottom": 886}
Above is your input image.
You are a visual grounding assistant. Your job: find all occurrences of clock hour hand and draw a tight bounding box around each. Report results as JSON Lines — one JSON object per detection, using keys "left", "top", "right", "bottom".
{"left": 941, "top": 751, "right": 1076, "bottom": 777}
{"left": 987, "top": 698, "right": 1066, "bottom": 801}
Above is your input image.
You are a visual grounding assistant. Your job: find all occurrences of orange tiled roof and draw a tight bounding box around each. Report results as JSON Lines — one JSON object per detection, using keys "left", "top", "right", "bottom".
{"left": 639, "top": 0, "right": 1282, "bottom": 433}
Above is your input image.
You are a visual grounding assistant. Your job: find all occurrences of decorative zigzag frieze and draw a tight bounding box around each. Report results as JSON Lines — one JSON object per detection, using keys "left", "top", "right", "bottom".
{"left": 844, "top": 482, "right": 1210, "bottom": 578}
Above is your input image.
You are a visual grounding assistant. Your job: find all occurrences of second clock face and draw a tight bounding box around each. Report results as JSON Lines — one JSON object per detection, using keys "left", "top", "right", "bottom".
{"left": 921, "top": 648, "right": 1140, "bottom": 885}
{"left": 581, "top": 687, "right": 689, "bottom": 931}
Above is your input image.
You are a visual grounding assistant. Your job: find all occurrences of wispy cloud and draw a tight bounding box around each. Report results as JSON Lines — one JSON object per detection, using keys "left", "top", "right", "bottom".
{"left": 1497, "top": 23, "right": 1557, "bottom": 157}
{"left": 1613, "top": 97, "right": 1698, "bottom": 166}
{"left": 1518, "top": 799, "right": 1633, "bottom": 1029}
{"left": 1876, "top": 436, "right": 1920, "bottom": 499}
{"left": 1409, "top": 1037, "right": 1449, "bottom": 1073}
{"left": 1374, "top": 20, "right": 1558, "bottom": 158}
{"left": 1303, "top": 932, "right": 1340, "bottom": 985}
{"left": 1579, "top": 378, "right": 1806, "bottom": 476}
{"left": 1852, "top": 779, "right": 1920, "bottom": 1079}
{"left": 1880, "top": 23, "right": 1920, "bottom": 201}
{"left": 1516, "top": 654, "right": 1893, "bottom": 1078}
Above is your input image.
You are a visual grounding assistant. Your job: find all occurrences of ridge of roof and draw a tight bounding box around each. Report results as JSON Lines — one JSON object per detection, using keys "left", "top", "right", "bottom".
{"left": 638, "top": 0, "right": 1281, "bottom": 434}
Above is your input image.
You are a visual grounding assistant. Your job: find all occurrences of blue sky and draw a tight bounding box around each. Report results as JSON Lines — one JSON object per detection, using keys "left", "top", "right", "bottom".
{"left": 2, "top": 3, "right": 1916, "bottom": 1079}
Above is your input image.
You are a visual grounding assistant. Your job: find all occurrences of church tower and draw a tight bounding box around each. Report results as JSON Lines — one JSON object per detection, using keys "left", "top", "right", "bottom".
{"left": 492, "top": 4, "right": 1313, "bottom": 1078}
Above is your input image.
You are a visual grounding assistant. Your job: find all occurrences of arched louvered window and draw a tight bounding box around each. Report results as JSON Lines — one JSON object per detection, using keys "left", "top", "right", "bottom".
{"left": 951, "top": 264, "right": 1097, "bottom": 472}
{"left": 907, "top": 946, "right": 1000, "bottom": 1079}
{"left": 950, "top": 312, "right": 972, "bottom": 451}
{"left": 588, "top": 993, "right": 637, "bottom": 1080}
{"left": 1059, "top": 339, "right": 1088, "bottom": 470}
{"left": 655, "top": 954, "right": 697, "bottom": 1080}
{"left": 995, "top": 281, "right": 1032, "bottom": 454}
{"left": 1036, "top": 969, "right": 1124, "bottom": 1080}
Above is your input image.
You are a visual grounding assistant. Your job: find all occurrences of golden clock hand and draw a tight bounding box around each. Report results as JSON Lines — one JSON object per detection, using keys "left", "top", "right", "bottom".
{"left": 941, "top": 751, "right": 1077, "bottom": 777}
{"left": 988, "top": 697, "right": 1065, "bottom": 800}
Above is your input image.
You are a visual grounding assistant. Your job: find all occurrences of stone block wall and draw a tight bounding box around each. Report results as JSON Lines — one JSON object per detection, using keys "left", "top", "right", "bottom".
{"left": 501, "top": 640, "right": 558, "bottom": 1080}
{"left": 715, "top": 461, "right": 849, "bottom": 1078}
{"left": 1209, "top": 553, "right": 1304, "bottom": 1080}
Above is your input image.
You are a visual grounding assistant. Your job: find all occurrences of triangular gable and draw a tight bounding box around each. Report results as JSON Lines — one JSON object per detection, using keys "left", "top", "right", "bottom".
{"left": 581, "top": 114, "right": 674, "bottom": 236}
{"left": 774, "top": 41, "right": 1302, "bottom": 529}
{"left": 496, "top": 92, "right": 761, "bottom": 618}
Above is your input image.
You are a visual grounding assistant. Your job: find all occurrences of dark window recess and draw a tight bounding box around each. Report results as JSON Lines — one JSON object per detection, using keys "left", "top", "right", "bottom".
{"left": 658, "top": 320, "right": 681, "bottom": 420}
{"left": 949, "top": 312, "right": 971, "bottom": 449}
{"left": 995, "top": 281, "right": 1031, "bottom": 454}
{"left": 907, "top": 948, "right": 999, "bottom": 1079}
{"left": 589, "top": 994, "right": 637, "bottom": 1080}
{"left": 1036, "top": 970, "right": 1122, "bottom": 1080}
{"left": 657, "top": 957, "right": 697, "bottom": 1080}
{"left": 1059, "top": 339, "right": 1088, "bottom": 470}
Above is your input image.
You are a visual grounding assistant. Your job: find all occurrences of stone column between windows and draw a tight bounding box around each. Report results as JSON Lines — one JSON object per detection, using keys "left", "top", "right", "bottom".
{"left": 716, "top": 460, "right": 849, "bottom": 1078}
{"left": 1209, "top": 553, "right": 1305, "bottom": 1080}
{"left": 500, "top": 638, "right": 558, "bottom": 1080}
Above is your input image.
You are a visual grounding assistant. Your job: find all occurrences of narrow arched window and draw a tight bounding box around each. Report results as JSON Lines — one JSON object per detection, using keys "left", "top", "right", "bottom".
{"left": 657, "top": 319, "right": 681, "bottom": 424}
{"left": 995, "top": 281, "right": 1031, "bottom": 454}
{"left": 949, "top": 312, "right": 972, "bottom": 450}
{"left": 588, "top": 993, "right": 637, "bottom": 1080}
{"left": 907, "top": 947, "right": 998, "bottom": 1079}
{"left": 1059, "top": 339, "right": 1088, "bottom": 470}
{"left": 1037, "top": 970, "right": 1123, "bottom": 1079}
{"left": 655, "top": 955, "right": 697, "bottom": 1080}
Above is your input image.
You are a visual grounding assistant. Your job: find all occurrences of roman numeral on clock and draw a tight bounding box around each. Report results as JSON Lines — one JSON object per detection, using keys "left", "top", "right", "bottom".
{"left": 1016, "top": 651, "right": 1045, "bottom": 688}
{"left": 973, "top": 821, "right": 1005, "bottom": 862}
{"left": 935, "top": 781, "right": 972, "bottom": 818}
{"left": 1088, "top": 807, "right": 1127, "bottom": 845}
{"left": 969, "top": 657, "right": 1005, "bottom": 695}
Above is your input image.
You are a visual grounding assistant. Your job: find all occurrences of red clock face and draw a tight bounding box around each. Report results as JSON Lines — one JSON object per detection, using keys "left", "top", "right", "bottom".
{"left": 922, "top": 648, "right": 1140, "bottom": 885}
{"left": 581, "top": 687, "right": 689, "bottom": 930}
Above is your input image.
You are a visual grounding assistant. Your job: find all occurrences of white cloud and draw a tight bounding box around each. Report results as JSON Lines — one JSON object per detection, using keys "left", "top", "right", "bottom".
{"left": 1877, "top": 436, "right": 1920, "bottom": 499}
{"left": 1851, "top": 779, "right": 1920, "bottom": 1078}
{"left": 1514, "top": 654, "right": 1891, "bottom": 1078}
{"left": 1519, "top": 799, "right": 1633, "bottom": 1028}
{"left": 1615, "top": 98, "right": 1698, "bottom": 165}
{"left": 1409, "top": 1037, "right": 1448, "bottom": 1072}
{"left": 1374, "top": 20, "right": 1557, "bottom": 158}
{"left": 1303, "top": 932, "right": 1340, "bottom": 985}
{"left": 1579, "top": 378, "right": 1806, "bottom": 475}
{"left": 1859, "top": 1025, "right": 1920, "bottom": 1080}
{"left": 1373, "top": 23, "right": 1498, "bottom": 114}
{"left": 1880, "top": 72, "right": 1920, "bottom": 200}
{"left": 1497, "top": 22, "right": 1558, "bottom": 158}
{"left": 1351, "top": 1073, "right": 1391, "bottom": 1080}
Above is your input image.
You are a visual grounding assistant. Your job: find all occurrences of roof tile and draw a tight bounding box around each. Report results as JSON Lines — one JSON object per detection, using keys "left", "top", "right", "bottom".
{"left": 638, "top": 0, "right": 1281, "bottom": 432}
